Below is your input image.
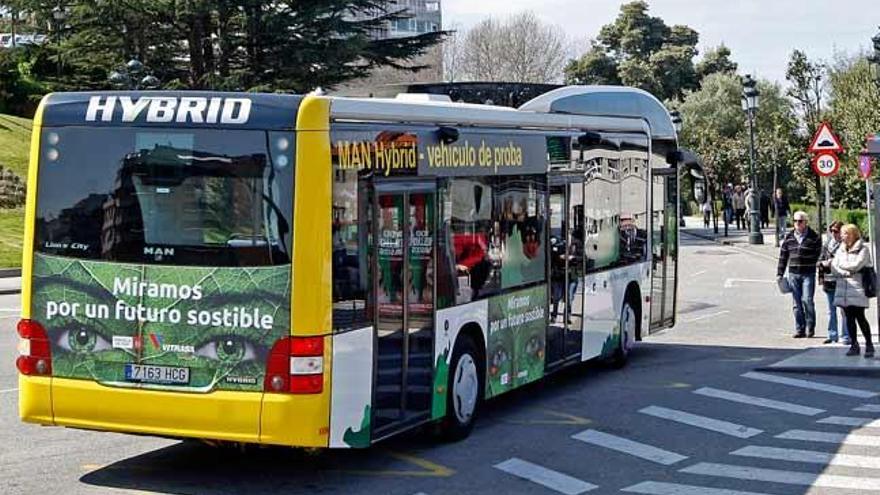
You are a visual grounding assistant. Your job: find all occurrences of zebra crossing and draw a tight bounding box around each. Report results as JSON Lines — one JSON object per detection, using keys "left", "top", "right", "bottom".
{"left": 492, "top": 372, "right": 880, "bottom": 494}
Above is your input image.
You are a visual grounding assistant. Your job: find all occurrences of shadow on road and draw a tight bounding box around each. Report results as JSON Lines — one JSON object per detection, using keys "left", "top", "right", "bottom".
{"left": 74, "top": 341, "right": 864, "bottom": 495}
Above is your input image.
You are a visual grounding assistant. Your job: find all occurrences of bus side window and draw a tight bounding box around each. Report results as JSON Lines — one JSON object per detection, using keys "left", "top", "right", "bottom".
{"left": 331, "top": 167, "right": 372, "bottom": 331}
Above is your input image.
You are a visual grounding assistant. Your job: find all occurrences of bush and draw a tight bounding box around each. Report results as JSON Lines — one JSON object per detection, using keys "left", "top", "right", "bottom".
{"left": 791, "top": 202, "right": 872, "bottom": 240}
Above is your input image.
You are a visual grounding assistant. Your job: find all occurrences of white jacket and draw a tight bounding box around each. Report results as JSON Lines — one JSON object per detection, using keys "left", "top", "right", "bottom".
{"left": 831, "top": 239, "right": 873, "bottom": 308}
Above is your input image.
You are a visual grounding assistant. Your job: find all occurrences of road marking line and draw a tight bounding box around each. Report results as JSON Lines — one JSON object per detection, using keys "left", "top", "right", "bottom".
{"left": 680, "top": 462, "right": 880, "bottom": 491}
{"left": 622, "top": 481, "right": 773, "bottom": 495}
{"left": 732, "top": 445, "right": 880, "bottom": 469}
{"left": 508, "top": 409, "right": 592, "bottom": 425}
{"left": 817, "top": 416, "right": 880, "bottom": 428}
{"left": 571, "top": 429, "right": 687, "bottom": 466}
{"left": 690, "top": 270, "right": 708, "bottom": 277}
{"left": 0, "top": 388, "right": 18, "bottom": 394}
{"left": 741, "top": 371, "right": 878, "bottom": 398}
{"left": 694, "top": 387, "right": 824, "bottom": 416}
{"left": 776, "top": 429, "right": 880, "bottom": 447}
{"left": 684, "top": 311, "right": 730, "bottom": 323}
{"left": 723, "top": 278, "right": 775, "bottom": 288}
{"left": 0, "top": 308, "right": 20, "bottom": 312}
{"left": 638, "top": 406, "right": 762, "bottom": 438}
{"left": 493, "top": 458, "right": 597, "bottom": 494}
{"left": 854, "top": 404, "right": 880, "bottom": 413}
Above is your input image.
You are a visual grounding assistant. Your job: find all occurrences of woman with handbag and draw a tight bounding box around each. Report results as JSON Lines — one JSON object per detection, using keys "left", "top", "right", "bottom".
{"left": 818, "top": 221, "right": 849, "bottom": 345}
{"left": 830, "top": 224, "right": 874, "bottom": 357}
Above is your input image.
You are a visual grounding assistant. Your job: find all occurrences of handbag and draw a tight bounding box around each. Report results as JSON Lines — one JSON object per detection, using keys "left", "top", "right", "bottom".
{"left": 861, "top": 265, "right": 877, "bottom": 298}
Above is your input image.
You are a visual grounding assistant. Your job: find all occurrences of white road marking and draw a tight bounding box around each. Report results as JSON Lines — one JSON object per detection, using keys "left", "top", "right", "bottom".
{"left": 571, "top": 429, "right": 687, "bottom": 466}
{"left": 741, "top": 371, "right": 878, "bottom": 398}
{"left": 684, "top": 311, "right": 730, "bottom": 323}
{"left": 0, "top": 308, "right": 21, "bottom": 312}
{"left": 493, "top": 458, "right": 597, "bottom": 494}
{"left": 638, "top": 406, "right": 763, "bottom": 438}
{"left": 694, "top": 387, "right": 824, "bottom": 416}
{"left": 776, "top": 429, "right": 880, "bottom": 447}
{"left": 723, "top": 278, "right": 775, "bottom": 288}
{"left": 0, "top": 388, "right": 18, "bottom": 394}
{"left": 680, "top": 462, "right": 880, "bottom": 491}
{"left": 854, "top": 404, "right": 880, "bottom": 413}
{"left": 732, "top": 445, "right": 880, "bottom": 469}
{"left": 690, "top": 270, "right": 708, "bottom": 277}
{"left": 622, "top": 481, "right": 773, "bottom": 495}
{"left": 817, "top": 416, "right": 880, "bottom": 428}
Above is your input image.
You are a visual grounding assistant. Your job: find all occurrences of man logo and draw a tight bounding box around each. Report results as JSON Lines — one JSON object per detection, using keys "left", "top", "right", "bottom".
{"left": 85, "top": 96, "right": 252, "bottom": 124}
{"left": 144, "top": 246, "right": 175, "bottom": 257}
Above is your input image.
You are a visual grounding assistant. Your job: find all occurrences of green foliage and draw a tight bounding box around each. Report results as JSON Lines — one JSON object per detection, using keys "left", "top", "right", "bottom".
{"left": 696, "top": 44, "right": 737, "bottom": 80}
{"left": 565, "top": 1, "right": 703, "bottom": 100}
{"left": 4, "top": 1, "right": 445, "bottom": 92}
{"left": 0, "top": 46, "right": 49, "bottom": 116}
{"left": 791, "top": 203, "right": 872, "bottom": 240}
{"left": 0, "top": 208, "right": 23, "bottom": 268}
{"left": 678, "top": 72, "right": 801, "bottom": 201}
{"left": 0, "top": 113, "right": 32, "bottom": 180}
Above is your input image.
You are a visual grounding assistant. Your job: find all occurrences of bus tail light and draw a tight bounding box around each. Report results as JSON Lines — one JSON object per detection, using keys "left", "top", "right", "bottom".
{"left": 16, "top": 319, "right": 52, "bottom": 376}
{"left": 263, "top": 336, "right": 324, "bottom": 394}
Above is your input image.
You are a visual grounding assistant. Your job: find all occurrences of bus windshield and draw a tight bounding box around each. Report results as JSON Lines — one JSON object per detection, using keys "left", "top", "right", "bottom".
{"left": 35, "top": 127, "right": 294, "bottom": 266}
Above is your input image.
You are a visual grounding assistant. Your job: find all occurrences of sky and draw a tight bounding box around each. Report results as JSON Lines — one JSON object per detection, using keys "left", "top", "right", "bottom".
{"left": 442, "top": 0, "right": 879, "bottom": 86}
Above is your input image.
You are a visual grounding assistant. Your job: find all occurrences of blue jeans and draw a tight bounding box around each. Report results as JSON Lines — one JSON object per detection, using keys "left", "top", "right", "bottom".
{"left": 824, "top": 289, "right": 849, "bottom": 342}
{"left": 789, "top": 273, "right": 816, "bottom": 333}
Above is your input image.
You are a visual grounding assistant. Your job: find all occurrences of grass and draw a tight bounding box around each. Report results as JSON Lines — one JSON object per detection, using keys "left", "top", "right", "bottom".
{"left": 0, "top": 113, "right": 31, "bottom": 267}
{"left": 0, "top": 208, "right": 23, "bottom": 268}
{"left": 0, "top": 113, "right": 32, "bottom": 181}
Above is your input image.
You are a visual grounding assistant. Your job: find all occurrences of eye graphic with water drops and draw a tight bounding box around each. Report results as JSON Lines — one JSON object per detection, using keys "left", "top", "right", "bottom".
{"left": 196, "top": 335, "right": 257, "bottom": 364}
{"left": 57, "top": 327, "right": 112, "bottom": 354}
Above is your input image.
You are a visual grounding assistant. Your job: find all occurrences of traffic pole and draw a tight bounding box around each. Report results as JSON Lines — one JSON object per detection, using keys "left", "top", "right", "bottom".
{"left": 825, "top": 177, "right": 831, "bottom": 232}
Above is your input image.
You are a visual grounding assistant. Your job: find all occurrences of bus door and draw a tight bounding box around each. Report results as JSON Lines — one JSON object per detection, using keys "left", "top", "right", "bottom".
{"left": 650, "top": 169, "right": 678, "bottom": 330}
{"left": 546, "top": 174, "right": 586, "bottom": 366}
{"left": 372, "top": 181, "right": 436, "bottom": 436}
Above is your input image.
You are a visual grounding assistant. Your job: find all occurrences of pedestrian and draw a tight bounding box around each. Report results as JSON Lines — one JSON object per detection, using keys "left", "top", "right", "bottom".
{"left": 701, "top": 198, "right": 712, "bottom": 228}
{"left": 722, "top": 184, "right": 734, "bottom": 229}
{"left": 776, "top": 211, "right": 821, "bottom": 338}
{"left": 733, "top": 185, "right": 746, "bottom": 229}
{"left": 830, "top": 224, "right": 874, "bottom": 357}
{"left": 774, "top": 188, "right": 790, "bottom": 242}
{"left": 760, "top": 190, "right": 770, "bottom": 229}
{"left": 744, "top": 186, "right": 755, "bottom": 230}
{"left": 817, "top": 221, "right": 849, "bottom": 345}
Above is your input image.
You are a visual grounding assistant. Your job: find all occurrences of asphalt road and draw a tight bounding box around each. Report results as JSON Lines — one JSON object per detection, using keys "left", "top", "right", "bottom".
{"left": 2, "top": 234, "right": 880, "bottom": 495}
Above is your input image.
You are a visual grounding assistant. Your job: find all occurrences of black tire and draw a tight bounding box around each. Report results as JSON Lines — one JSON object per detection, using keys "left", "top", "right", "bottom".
{"left": 439, "top": 335, "right": 483, "bottom": 441}
{"left": 611, "top": 295, "right": 639, "bottom": 369}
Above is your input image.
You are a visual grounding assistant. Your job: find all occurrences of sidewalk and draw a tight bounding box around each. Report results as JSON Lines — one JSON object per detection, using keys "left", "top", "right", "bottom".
{"left": 681, "top": 216, "right": 780, "bottom": 260}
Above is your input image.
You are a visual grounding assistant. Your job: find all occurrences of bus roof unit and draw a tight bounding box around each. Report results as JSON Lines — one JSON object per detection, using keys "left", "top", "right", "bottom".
{"left": 518, "top": 86, "right": 676, "bottom": 142}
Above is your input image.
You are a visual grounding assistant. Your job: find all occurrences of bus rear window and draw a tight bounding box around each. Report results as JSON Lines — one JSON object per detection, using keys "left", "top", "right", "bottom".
{"left": 35, "top": 127, "right": 294, "bottom": 266}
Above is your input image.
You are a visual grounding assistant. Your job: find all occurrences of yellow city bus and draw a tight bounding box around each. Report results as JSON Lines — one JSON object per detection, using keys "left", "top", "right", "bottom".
{"left": 18, "top": 86, "right": 681, "bottom": 447}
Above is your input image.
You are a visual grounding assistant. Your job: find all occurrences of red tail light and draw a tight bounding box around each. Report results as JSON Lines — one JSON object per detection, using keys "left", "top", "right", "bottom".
{"left": 16, "top": 319, "right": 52, "bottom": 376}
{"left": 263, "top": 336, "right": 325, "bottom": 394}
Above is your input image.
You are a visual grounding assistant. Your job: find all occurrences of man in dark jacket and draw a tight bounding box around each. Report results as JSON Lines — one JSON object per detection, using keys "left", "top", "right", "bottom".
{"left": 777, "top": 211, "right": 822, "bottom": 338}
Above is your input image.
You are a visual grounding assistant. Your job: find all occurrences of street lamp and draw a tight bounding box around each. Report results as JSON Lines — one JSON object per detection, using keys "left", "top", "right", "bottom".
{"left": 871, "top": 27, "right": 880, "bottom": 86}
{"left": 670, "top": 110, "right": 687, "bottom": 227}
{"left": 108, "top": 59, "right": 161, "bottom": 90}
{"left": 742, "top": 74, "right": 763, "bottom": 245}
{"left": 52, "top": 5, "right": 66, "bottom": 77}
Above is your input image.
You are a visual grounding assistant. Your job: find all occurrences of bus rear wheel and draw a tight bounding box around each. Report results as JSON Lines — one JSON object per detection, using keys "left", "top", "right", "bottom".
{"left": 439, "top": 335, "right": 483, "bottom": 441}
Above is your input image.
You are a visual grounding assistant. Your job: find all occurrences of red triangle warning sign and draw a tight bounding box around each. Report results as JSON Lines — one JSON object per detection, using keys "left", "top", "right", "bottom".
{"left": 808, "top": 122, "right": 844, "bottom": 153}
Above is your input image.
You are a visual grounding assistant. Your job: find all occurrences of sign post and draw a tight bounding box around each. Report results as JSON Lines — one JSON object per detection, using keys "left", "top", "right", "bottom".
{"left": 808, "top": 123, "right": 844, "bottom": 231}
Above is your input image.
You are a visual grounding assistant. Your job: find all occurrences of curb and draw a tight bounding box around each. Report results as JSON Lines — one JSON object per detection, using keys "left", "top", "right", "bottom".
{"left": 0, "top": 268, "right": 21, "bottom": 278}
{"left": 754, "top": 366, "right": 880, "bottom": 377}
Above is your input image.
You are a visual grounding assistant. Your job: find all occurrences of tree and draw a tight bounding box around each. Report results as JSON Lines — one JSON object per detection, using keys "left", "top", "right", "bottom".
{"left": 458, "top": 11, "right": 569, "bottom": 83}
{"left": 565, "top": 1, "right": 700, "bottom": 100}
{"left": 2, "top": 1, "right": 446, "bottom": 92}
{"left": 826, "top": 54, "right": 880, "bottom": 209}
{"left": 678, "top": 72, "right": 800, "bottom": 204}
{"left": 696, "top": 44, "right": 737, "bottom": 80}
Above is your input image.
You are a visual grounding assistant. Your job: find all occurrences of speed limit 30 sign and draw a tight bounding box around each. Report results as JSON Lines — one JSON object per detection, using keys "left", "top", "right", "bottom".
{"left": 812, "top": 152, "right": 840, "bottom": 177}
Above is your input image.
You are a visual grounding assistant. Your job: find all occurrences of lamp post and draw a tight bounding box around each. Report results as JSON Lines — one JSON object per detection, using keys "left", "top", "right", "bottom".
{"left": 52, "top": 5, "right": 66, "bottom": 77}
{"left": 742, "top": 74, "right": 763, "bottom": 245}
{"left": 871, "top": 27, "right": 880, "bottom": 86}
{"left": 108, "top": 59, "right": 160, "bottom": 90}
{"left": 671, "top": 110, "right": 686, "bottom": 228}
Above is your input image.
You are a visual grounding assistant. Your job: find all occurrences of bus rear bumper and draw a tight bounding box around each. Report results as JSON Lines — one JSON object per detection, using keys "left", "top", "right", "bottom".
{"left": 19, "top": 376, "right": 331, "bottom": 447}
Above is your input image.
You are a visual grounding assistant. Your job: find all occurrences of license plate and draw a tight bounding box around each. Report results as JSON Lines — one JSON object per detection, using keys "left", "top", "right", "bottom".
{"left": 125, "top": 364, "right": 190, "bottom": 384}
